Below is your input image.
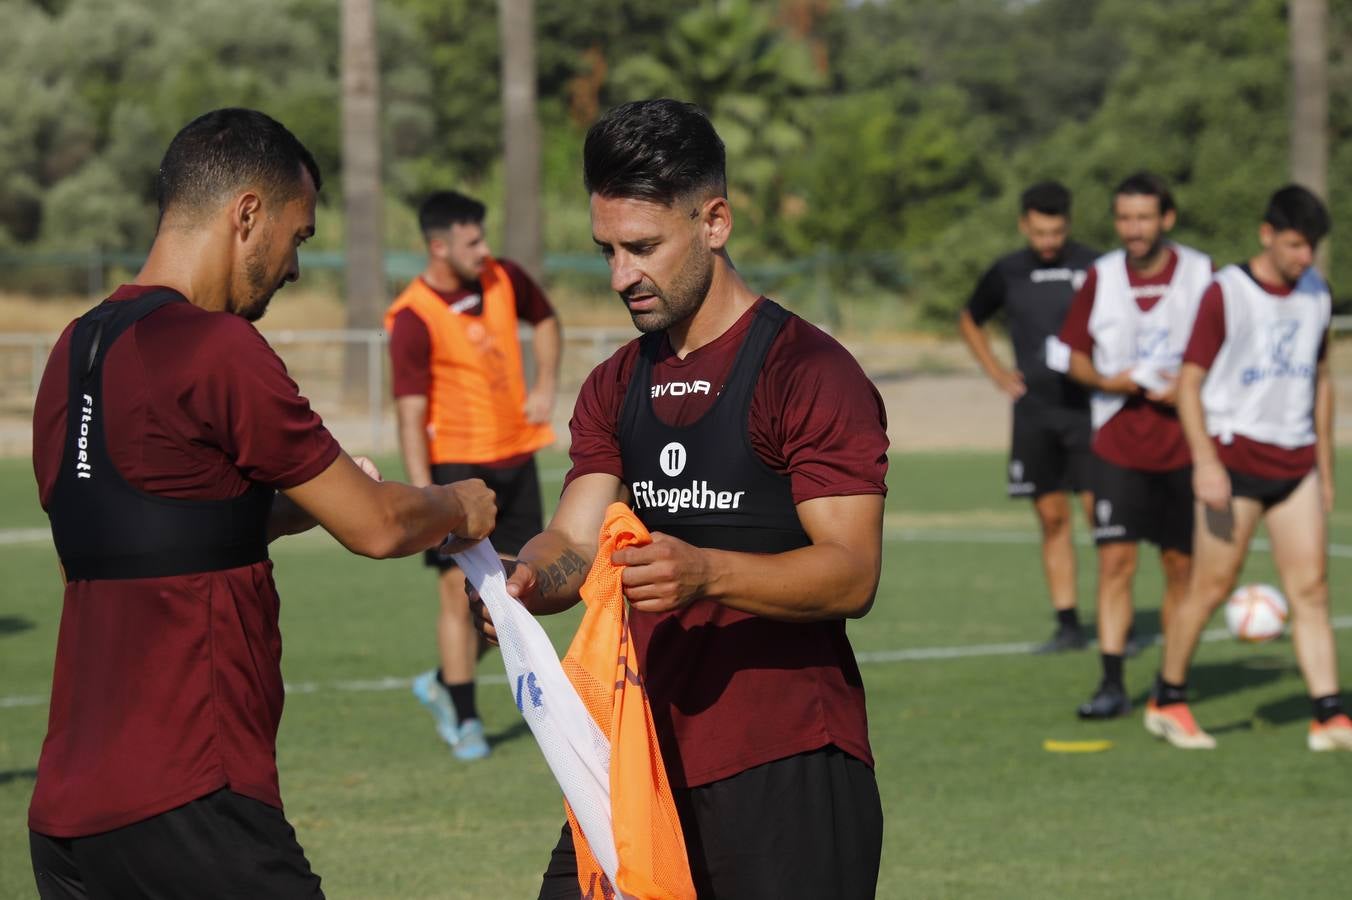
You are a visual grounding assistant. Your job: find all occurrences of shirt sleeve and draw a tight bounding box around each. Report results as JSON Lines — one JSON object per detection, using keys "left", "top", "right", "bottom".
{"left": 388, "top": 308, "right": 432, "bottom": 397}
{"left": 1182, "top": 283, "right": 1227, "bottom": 369}
{"left": 964, "top": 264, "right": 1006, "bottom": 325}
{"left": 198, "top": 318, "right": 341, "bottom": 490}
{"left": 562, "top": 344, "right": 636, "bottom": 489}
{"left": 1058, "top": 266, "right": 1098, "bottom": 355}
{"left": 501, "top": 259, "right": 556, "bottom": 325}
{"left": 751, "top": 321, "right": 889, "bottom": 504}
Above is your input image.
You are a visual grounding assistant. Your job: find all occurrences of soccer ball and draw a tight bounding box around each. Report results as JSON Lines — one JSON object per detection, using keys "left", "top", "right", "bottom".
{"left": 1224, "top": 584, "right": 1289, "bottom": 643}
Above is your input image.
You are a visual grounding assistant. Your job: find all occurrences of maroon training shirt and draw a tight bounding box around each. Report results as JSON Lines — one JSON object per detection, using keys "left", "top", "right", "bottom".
{"left": 29, "top": 285, "right": 340, "bottom": 837}
{"left": 567, "top": 298, "right": 888, "bottom": 785}
{"left": 1060, "top": 249, "right": 1192, "bottom": 472}
{"left": 1183, "top": 276, "right": 1325, "bottom": 480}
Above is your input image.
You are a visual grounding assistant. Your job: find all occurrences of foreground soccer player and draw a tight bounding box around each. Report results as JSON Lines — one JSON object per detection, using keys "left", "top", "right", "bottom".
{"left": 29, "top": 109, "right": 497, "bottom": 898}
{"left": 474, "top": 99, "right": 887, "bottom": 899}
{"left": 1147, "top": 185, "right": 1352, "bottom": 751}
{"left": 388, "top": 190, "right": 561, "bottom": 761}
{"left": 1059, "top": 172, "right": 1213, "bottom": 718}
{"left": 958, "top": 181, "right": 1099, "bottom": 653}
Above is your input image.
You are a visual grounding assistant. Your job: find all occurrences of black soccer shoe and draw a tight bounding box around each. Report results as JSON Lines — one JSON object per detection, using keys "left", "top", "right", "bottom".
{"left": 1033, "top": 624, "right": 1089, "bottom": 654}
{"left": 1077, "top": 681, "right": 1131, "bottom": 720}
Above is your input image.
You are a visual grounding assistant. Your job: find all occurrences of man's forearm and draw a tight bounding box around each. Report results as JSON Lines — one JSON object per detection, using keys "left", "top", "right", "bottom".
{"left": 1177, "top": 363, "right": 1219, "bottom": 467}
{"left": 516, "top": 529, "right": 593, "bottom": 615}
{"left": 701, "top": 541, "right": 879, "bottom": 622}
{"left": 1316, "top": 367, "right": 1334, "bottom": 477}
{"left": 957, "top": 311, "right": 1005, "bottom": 382}
{"left": 395, "top": 400, "right": 432, "bottom": 486}
{"left": 532, "top": 316, "right": 562, "bottom": 394}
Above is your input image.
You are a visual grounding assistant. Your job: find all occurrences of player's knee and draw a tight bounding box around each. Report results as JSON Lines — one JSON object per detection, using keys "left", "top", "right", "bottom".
{"left": 1285, "top": 574, "right": 1329, "bottom": 612}
{"left": 1097, "top": 546, "right": 1135, "bottom": 583}
{"left": 1036, "top": 506, "right": 1071, "bottom": 538}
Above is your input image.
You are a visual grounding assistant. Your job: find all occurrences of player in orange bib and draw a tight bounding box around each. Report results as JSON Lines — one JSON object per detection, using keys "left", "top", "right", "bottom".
{"left": 387, "top": 191, "right": 561, "bottom": 760}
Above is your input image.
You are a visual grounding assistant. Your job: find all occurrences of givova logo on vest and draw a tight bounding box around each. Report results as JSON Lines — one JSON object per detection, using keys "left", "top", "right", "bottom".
{"left": 1242, "top": 320, "right": 1313, "bottom": 385}
{"left": 632, "top": 441, "right": 747, "bottom": 513}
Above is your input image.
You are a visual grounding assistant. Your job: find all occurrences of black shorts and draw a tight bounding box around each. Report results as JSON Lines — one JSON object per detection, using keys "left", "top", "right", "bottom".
{"left": 1228, "top": 467, "right": 1309, "bottom": 509}
{"left": 1008, "top": 400, "right": 1092, "bottom": 499}
{"left": 1090, "top": 455, "right": 1193, "bottom": 553}
{"left": 538, "top": 746, "right": 882, "bottom": 900}
{"left": 424, "top": 456, "right": 544, "bottom": 569}
{"left": 31, "top": 789, "right": 323, "bottom": 900}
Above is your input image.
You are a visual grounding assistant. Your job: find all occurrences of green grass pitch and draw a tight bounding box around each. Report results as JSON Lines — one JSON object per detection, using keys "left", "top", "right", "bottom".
{"left": 2, "top": 450, "right": 1350, "bottom": 898}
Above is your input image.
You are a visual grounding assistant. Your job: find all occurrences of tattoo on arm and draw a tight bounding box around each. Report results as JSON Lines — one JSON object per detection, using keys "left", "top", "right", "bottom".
{"left": 535, "top": 548, "right": 590, "bottom": 597}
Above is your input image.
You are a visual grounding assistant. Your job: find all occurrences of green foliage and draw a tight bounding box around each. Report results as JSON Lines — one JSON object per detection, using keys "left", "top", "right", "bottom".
{"left": 1, "top": 0, "right": 1349, "bottom": 321}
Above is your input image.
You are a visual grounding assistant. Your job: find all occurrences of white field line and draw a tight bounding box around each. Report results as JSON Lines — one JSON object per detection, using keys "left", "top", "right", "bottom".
{"left": 4, "top": 525, "right": 1352, "bottom": 710}
{"left": 6, "top": 617, "right": 1352, "bottom": 712}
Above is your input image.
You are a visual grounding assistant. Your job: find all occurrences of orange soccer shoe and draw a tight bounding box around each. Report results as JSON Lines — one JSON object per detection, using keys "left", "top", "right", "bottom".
{"left": 1307, "top": 713, "right": 1352, "bottom": 752}
{"left": 1144, "top": 700, "right": 1217, "bottom": 750}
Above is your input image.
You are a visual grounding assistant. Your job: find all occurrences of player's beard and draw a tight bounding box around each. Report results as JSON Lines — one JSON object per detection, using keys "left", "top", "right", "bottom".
{"left": 240, "top": 240, "right": 278, "bottom": 322}
{"left": 623, "top": 241, "right": 714, "bottom": 334}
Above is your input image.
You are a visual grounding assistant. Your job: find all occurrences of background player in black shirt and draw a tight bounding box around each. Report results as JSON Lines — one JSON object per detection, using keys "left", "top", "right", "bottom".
{"left": 958, "top": 181, "right": 1100, "bottom": 653}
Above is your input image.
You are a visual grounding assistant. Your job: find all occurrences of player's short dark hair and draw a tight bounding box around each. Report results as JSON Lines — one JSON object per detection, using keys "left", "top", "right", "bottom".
{"left": 157, "top": 108, "right": 321, "bottom": 224}
{"left": 418, "top": 191, "right": 487, "bottom": 236}
{"left": 583, "top": 99, "right": 727, "bottom": 205}
{"left": 1020, "top": 181, "right": 1071, "bottom": 217}
{"left": 1113, "top": 171, "right": 1174, "bottom": 216}
{"left": 1263, "top": 184, "right": 1330, "bottom": 246}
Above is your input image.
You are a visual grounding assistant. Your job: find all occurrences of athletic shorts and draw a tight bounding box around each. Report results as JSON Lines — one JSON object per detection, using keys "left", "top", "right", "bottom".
{"left": 31, "top": 789, "right": 323, "bottom": 900}
{"left": 424, "top": 456, "right": 544, "bottom": 569}
{"left": 1090, "top": 455, "right": 1193, "bottom": 553}
{"left": 1007, "top": 400, "right": 1092, "bottom": 499}
{"left": 1228, "top": 467, "right": 1310, "bottom": 510}
{"left": 537, "top": 745, "right": 883, "bottom": 900}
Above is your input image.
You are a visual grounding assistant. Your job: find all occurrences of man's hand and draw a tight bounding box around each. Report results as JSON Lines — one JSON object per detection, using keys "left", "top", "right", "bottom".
{"left": 438, "top": 479, "right": 497, "bottom": 555}
{"left": 614, "top": 533, "right": 711, "bottom": 614}
{"left": 1193, "top": 460, "right": 1231, "bottom": 511}
{"left": 992, "top": 367, "right": 1027, "bottom": 400}
{"left": 352, "top": 456, "right": 382, "bottom": 481}
{"left": 468, "top": 559, "right": 536, "bottom": 646}
{"left": 523, "top": 384, "right": 555, "bottom": 425}
{"left": 1146, "top": 375, "right": 1179, "bottom": 407}
{"left": 1099, "top": 369, "right": 1140, "bottom": 395}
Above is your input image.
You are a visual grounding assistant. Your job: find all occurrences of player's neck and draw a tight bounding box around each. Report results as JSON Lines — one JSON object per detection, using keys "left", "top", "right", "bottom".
{"left": 422, "top": 260, "right": 466, "bottom": 294}
{"left": 1249, "top": 253, "right": 1295, "bottom": 290}
{"left": 666, "top": 255, "right": 759, "bottom": 359}
{"left": 133, "top": 228, "right": 231, "bottom": 313}
{"left": 1126, "top": 242, "right": 1172, "bottom": 278}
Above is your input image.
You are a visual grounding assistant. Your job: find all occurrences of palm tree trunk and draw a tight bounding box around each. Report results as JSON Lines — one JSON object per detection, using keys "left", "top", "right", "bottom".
{"left": 342, "top": 0, "right": 385, "bottom": 400}
{"left": 498, "top": 0, "right": 543, "bottom": 280}
{"left": 1288, "top": 0, "right": 1328, "bottom": 272}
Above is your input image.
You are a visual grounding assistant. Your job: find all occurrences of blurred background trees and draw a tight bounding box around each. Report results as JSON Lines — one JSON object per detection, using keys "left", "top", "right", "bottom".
{"left": 2, "top": 0, "right": 1348, "bottom": 325}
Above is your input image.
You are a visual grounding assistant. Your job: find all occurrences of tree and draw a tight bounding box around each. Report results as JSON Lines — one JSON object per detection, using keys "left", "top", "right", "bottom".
{"left": 341, "top": 0, "right": 385, "bottom": 396}
{"left": 1289, "top": 0, "right": 1329, "bottom": 274}
{"left": 498, "top": 0, "right": 543, "bottom": 279}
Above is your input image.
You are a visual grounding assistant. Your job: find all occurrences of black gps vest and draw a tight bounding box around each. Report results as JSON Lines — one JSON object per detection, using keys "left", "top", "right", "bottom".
{"left": 618, "top": 299, "right": 810, "bottom": 553}
{"left": 47, "top": 291, "right": 274, "bottom": 581}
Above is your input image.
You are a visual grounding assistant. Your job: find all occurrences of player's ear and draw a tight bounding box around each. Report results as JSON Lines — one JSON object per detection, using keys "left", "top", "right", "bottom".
{"left": 1258, "top": 222, "right": 1275, "bottom": 250}
{"left": 703, "top": 196, "right": 732, "bottom": 251}
{"left": 1161, "top": 208, "right": 1178, "bottom": 232}
{"left": 233, "top": 190, "right": 264, "bottom": 241}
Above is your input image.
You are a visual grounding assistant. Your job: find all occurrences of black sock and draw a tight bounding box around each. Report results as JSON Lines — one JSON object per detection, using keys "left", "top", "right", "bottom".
{"left": 1153, "top": 674, "right": 1187, "bottom": 706}
{"left": 435, "top": 669, "right": 480, "bottom": 722}
{"left": 1312, "top": 694, "right": 1344, "bottom": 723}
{"left": 1100, "top": 653, "right": 1124, "bottom": 689}
{"left": 446, "top": 681, "right": 478, "bottom": 723}
{"left": 1056, "top": 608, "right": 1081, "bottom": 630}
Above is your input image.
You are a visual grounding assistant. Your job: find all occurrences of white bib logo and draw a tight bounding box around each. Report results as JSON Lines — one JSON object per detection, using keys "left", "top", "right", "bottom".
{"left": 660, "top": 442, "right": 687, "bottom": 477}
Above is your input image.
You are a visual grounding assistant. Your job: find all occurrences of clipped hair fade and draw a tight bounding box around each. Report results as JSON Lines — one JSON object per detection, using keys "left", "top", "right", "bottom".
{"left": 1113, "top": 170, "right": 1174, "bottom": 216}
{"left": 583, "top": 99, "right": 727, "bottom": 205}
{"left": 419, "top": 191, "right": 487, "bottom": 236}
{"left": 157, "top": 108, "right": 321, "bottom": 222}
{"left": 1264, "top": 184, "right": 1330, "bottom": 247}
{"left": 1020, "top": 181, "right": 1071, "bottom": 217}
